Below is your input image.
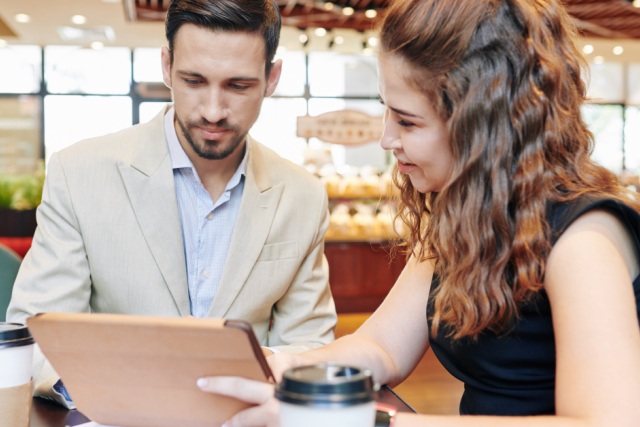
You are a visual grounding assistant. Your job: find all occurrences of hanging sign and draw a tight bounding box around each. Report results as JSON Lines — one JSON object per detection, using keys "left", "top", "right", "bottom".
{"left": 297, "top": 110, "right": 383, "bottom": 145}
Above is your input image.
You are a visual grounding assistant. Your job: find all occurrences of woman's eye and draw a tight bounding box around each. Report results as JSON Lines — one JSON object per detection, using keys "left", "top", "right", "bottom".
{"left": 398, "top": 120, "right": 414, "bottom": 127}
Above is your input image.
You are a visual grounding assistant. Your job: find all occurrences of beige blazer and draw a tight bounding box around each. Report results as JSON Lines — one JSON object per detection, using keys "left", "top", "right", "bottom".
{"left": 7, "top": 106, "right": 336, "bottom": 408}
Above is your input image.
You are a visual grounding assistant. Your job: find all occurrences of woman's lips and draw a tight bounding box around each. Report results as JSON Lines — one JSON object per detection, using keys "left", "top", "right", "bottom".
{"left": 198, "top": 127, "right": 229, "bottom": 140}
{"left": 397, "top": 159, "right": 416, "bottom": 173}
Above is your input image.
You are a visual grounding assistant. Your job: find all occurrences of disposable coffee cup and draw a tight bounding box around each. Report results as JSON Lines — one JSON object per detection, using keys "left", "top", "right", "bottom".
{"left": 275, "top": 364, "right": 379, "bottom": 427}
{"left": 0, "top": 323, "right": 35, "bottom": 388}
{"left": 0, "top": 323, "right": 35, "bottom": 427}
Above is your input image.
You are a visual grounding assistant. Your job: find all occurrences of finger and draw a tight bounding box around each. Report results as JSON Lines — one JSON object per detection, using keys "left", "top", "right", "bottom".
{"left": 197, "top": 376, "right": 274, "bottom": 405}
{"left": 225, "top": 397, "right": 279, "bottom": 427}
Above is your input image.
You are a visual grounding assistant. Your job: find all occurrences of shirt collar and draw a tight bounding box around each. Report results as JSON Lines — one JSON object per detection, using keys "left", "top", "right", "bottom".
{"left": 165, "top": 106, "right": 249, "bottom": 190}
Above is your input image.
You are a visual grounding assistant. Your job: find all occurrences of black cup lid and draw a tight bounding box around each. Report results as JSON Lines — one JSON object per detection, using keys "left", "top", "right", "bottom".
{"left": 0, "top": 323, "right": 35, "bottom": 349}
{"left": 275, "top": 364, "right": 379, "bottom": 408}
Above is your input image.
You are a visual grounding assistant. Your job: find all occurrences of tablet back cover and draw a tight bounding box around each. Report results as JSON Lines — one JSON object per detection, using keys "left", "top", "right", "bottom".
{"left": 28, "top": 313, "right": 270, "bottom": 427}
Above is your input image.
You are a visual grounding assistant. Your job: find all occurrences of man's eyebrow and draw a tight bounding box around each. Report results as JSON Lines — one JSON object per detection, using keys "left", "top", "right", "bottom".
{"left": 177, "top": 71, "right": 206, "bottom": 79}
{"left": 378, "top": 96, "right": 419, "bottom": 118}
{"left": 229, "top": 77, "right": 261, "bottom": 82}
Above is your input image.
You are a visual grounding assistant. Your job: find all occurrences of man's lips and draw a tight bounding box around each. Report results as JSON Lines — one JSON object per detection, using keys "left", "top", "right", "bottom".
{"left": 197, "top": 127, "right": 229, "bottom": 140}
{"left": 397, "top": 158, "right": 416, "bottom": 173}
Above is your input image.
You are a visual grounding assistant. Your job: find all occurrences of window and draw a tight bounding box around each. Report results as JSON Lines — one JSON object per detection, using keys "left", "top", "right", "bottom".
{"left": 308, "top": 52, "right": 378, "bottom": 97}
{"left": 250, "top": 98, "right": 307, "bottom": 164}
{"left": 0, "top": 45, "right": 42, "bottom": 94}
{"left": 140, "top": 102, "right": 171, "bottom": 124}
{"left": 134, "top": 48, "right": 164, "bottom": 83}
{"left": 582, "top": 104, "right": 624, "bottom": 175}
{"left": 0, "top": 96, "right": 41, "bottom": 174}
{"left": 44, "top": 95, "right": 132, "bottom": 163}
{"left": 45, "top": 46, "right": 131, "bottom": 95}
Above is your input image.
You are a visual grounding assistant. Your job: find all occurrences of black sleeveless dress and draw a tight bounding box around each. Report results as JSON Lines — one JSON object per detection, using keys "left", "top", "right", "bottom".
{"left": 426, "top": 195, "right": 640, "bottom": 415}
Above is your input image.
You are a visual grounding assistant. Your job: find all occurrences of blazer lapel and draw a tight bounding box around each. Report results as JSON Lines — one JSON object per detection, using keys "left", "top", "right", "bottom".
{"left": 117, "top": 107, "right": 190, "bottom": 316}
{"left": 208, "top": 137, "right": 283, "bottom": 317}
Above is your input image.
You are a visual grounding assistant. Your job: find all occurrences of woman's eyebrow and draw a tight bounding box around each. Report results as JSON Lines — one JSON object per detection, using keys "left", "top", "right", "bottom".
{"left": 379, "top": 95, "right": 419, "bottom": 118}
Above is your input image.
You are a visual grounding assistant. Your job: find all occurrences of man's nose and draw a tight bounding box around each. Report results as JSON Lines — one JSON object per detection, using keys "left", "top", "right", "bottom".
{"left": 200, "top": 89, "right": 229, "bottom": 125}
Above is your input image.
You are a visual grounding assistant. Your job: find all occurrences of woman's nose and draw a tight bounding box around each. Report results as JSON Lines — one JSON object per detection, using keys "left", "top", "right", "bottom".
{"left": 380, "top": 111, "right": 401, "bottom": 151}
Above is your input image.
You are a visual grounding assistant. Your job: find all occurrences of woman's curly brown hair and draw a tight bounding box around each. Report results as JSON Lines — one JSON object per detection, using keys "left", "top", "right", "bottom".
{"left": 380, "top": 0, "right": 640, "bottom": 339}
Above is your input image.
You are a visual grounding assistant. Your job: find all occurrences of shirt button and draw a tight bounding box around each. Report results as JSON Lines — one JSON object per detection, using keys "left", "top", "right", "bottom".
{"left": 206, "top": 212, "right": 213, "bottom": 220}
{"left": 202, "top": 270, "right": 210, "bottom": 278}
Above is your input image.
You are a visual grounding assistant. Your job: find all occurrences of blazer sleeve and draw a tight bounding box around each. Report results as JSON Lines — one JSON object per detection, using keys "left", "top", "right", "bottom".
{"left": 267, "top": 187, "right": 337, "bottom": 353}
{"left": 7, "top": 152, "right": 90, "bottom": 408}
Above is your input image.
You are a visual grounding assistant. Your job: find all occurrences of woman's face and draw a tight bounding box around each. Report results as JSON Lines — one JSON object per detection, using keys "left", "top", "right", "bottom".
{"left": 378, "top": 54, "right": 453, "bottom": 194}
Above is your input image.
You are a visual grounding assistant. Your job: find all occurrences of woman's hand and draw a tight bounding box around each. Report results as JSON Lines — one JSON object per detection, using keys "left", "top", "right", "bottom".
{"left": 197, "top": 352, "right": 314, "bottom": 426}
{"left": 197, "top": 376, "right": 279, "bottom": 427}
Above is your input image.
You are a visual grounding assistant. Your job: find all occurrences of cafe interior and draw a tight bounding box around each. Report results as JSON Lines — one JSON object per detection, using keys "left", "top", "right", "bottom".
{"left": 0, "top": 0, "right": 640, "bottom": 425}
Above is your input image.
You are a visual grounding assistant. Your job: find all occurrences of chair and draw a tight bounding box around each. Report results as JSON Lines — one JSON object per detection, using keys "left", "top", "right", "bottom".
{"left": 0, "top": 244, "right": 21, "bottom": 323}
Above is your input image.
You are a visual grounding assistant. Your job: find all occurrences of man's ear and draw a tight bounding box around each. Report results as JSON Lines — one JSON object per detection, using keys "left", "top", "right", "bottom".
{"left": 161, "top": 46, "right": 173, "bottom": 89}
{"left": 264, "top": 59, "right": 283, "bottom": 97}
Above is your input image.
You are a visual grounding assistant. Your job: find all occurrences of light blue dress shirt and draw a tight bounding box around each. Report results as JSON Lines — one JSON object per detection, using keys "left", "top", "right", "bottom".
{"left": 164, "top": 107, "right": 248, "bottom": 318}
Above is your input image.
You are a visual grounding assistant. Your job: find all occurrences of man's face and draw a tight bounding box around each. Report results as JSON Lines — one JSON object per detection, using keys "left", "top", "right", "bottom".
{"left": 161, "top": 24, "right": 281, "bottom": 160}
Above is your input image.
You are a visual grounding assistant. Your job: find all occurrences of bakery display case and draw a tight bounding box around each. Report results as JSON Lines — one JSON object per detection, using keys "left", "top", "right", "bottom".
{"left": 299, "top": 109, "right": 407, "bottom": 312}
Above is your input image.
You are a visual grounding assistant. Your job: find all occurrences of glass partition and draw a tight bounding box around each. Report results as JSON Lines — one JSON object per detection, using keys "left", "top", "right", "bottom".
{"left": 134, "top": 48, "right": 164, "bottom": 83}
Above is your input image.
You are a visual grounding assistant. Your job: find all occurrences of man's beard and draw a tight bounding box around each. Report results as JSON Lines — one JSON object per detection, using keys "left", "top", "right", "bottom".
{"left": 175, "top": 113, "right": 247, "bottom": 160}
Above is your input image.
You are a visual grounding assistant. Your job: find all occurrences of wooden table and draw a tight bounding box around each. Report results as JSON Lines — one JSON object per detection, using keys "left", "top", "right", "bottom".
{"left": 30, "top": 385, "right": 415, "bottom": 426}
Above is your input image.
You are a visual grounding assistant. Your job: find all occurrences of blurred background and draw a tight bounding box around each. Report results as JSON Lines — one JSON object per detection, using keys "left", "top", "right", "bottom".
{"left": 1, "top": 0, "right": 640, "bottom": 414}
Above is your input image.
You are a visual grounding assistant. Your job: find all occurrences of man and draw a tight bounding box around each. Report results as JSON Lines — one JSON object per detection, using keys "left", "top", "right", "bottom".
{"left": 7, "top": 0, "right": 336, "bottom": 408}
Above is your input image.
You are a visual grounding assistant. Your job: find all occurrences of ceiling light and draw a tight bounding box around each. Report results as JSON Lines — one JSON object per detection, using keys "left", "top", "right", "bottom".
{"left": 324, "top": 2, "right": 334, "bottom": 11}
{"left": 299, "top": 34, "right": 308, "bottom": 43}
{"left": 0, "top": 39, "right": 7, "bottom": 48}
{"left": 342, "top": 7, "right": 354, "bottom": 16}
{"left": 363, "top": 47, "right": 374, "bottom": 56}
{"left": 277, "top": 46, "right": 287, "bottom": 53}
{"left": 72, "top": 15, "right": 87, "bottom": 24}
{"left": 593, "top": 56, "right": 604, "bottom": 64}
{"left": 634, "top": 0, "right": 640, "bottom": 8}
{"left": 315, "top": 28, "right": 327, "bottom": 37}
{"left": 15, "top": 14, "right": 31, "bottom": 23}
{"left": 335, "top": 36, "right": 344, "bottom": 45}
{"left": 583, "top": 45, "right": 594, "bottom": 54}
{"left": 368, "top": 37, "right": 378, "bottom": 47}
{"left": 613, "top": 46, "right": 624, "bottom": 55}
{"left": 365, "top": 9, "right": 377, "bottom": 18}
{"left": 91, "top": 41, "right": 104, "bottom": 50}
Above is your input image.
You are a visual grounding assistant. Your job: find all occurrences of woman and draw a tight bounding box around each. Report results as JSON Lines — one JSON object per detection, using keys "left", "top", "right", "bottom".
{"left": 198, "top": 0, "right": 640, "bottom": 425}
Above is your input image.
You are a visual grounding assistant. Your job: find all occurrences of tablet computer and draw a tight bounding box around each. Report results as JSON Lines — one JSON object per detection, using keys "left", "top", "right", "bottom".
{"left": 27, "top": 313, "right": 273, "bottom": 427}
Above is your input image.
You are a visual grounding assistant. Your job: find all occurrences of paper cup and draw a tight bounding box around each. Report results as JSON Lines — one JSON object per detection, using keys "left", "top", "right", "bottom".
{"left": 0, "top": 323, "right": 35, "bottom": 388}
{"left": 276, "top": 364, "right": 378, "bottom": 427}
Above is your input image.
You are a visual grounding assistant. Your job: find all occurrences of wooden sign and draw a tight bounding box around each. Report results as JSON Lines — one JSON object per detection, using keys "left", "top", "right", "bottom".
{"left": 297, "top": 110, "right": 383, "bottom": 145}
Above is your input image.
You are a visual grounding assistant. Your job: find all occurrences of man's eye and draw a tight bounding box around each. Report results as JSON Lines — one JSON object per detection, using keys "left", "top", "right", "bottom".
{"left": 398, "top": 120, "right": 414, "bottom": 127}
{"left": 231, "top": 84, "right": 249, "bottom": 90}
{"left": 185, "top": 79, "right": 200, "bottom": 86}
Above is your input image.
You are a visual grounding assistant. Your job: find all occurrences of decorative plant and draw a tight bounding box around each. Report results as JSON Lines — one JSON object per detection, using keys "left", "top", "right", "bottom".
{"left": 0, "top": 161, "right": 45, "bottom": 211}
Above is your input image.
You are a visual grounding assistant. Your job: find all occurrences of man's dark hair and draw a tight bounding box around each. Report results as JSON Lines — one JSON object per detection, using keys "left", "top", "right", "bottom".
{"left": 165, "top": 0, "right": 281, "bottom": 77}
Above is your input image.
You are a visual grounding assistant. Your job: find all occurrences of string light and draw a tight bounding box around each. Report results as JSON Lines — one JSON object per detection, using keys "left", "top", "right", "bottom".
{"left": 583, "top": 45, "right": 594, "bottom": 54}
{"left": 365, "top": 9, "right": 377, "bottom": 18}
{"left": 324, "top": 2, "right": 334, "bottom": 10}
{"left": 613, "top": 46, "right": 623, "bottom": 55}
{"left": 335, "top": 36, "right": 344, "bottom": 45}
{"left": 342, "top": 7, "right": 354, "bottom": 16}
{"left": 315, "top": 28, "right": 327, "bottom": 37}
